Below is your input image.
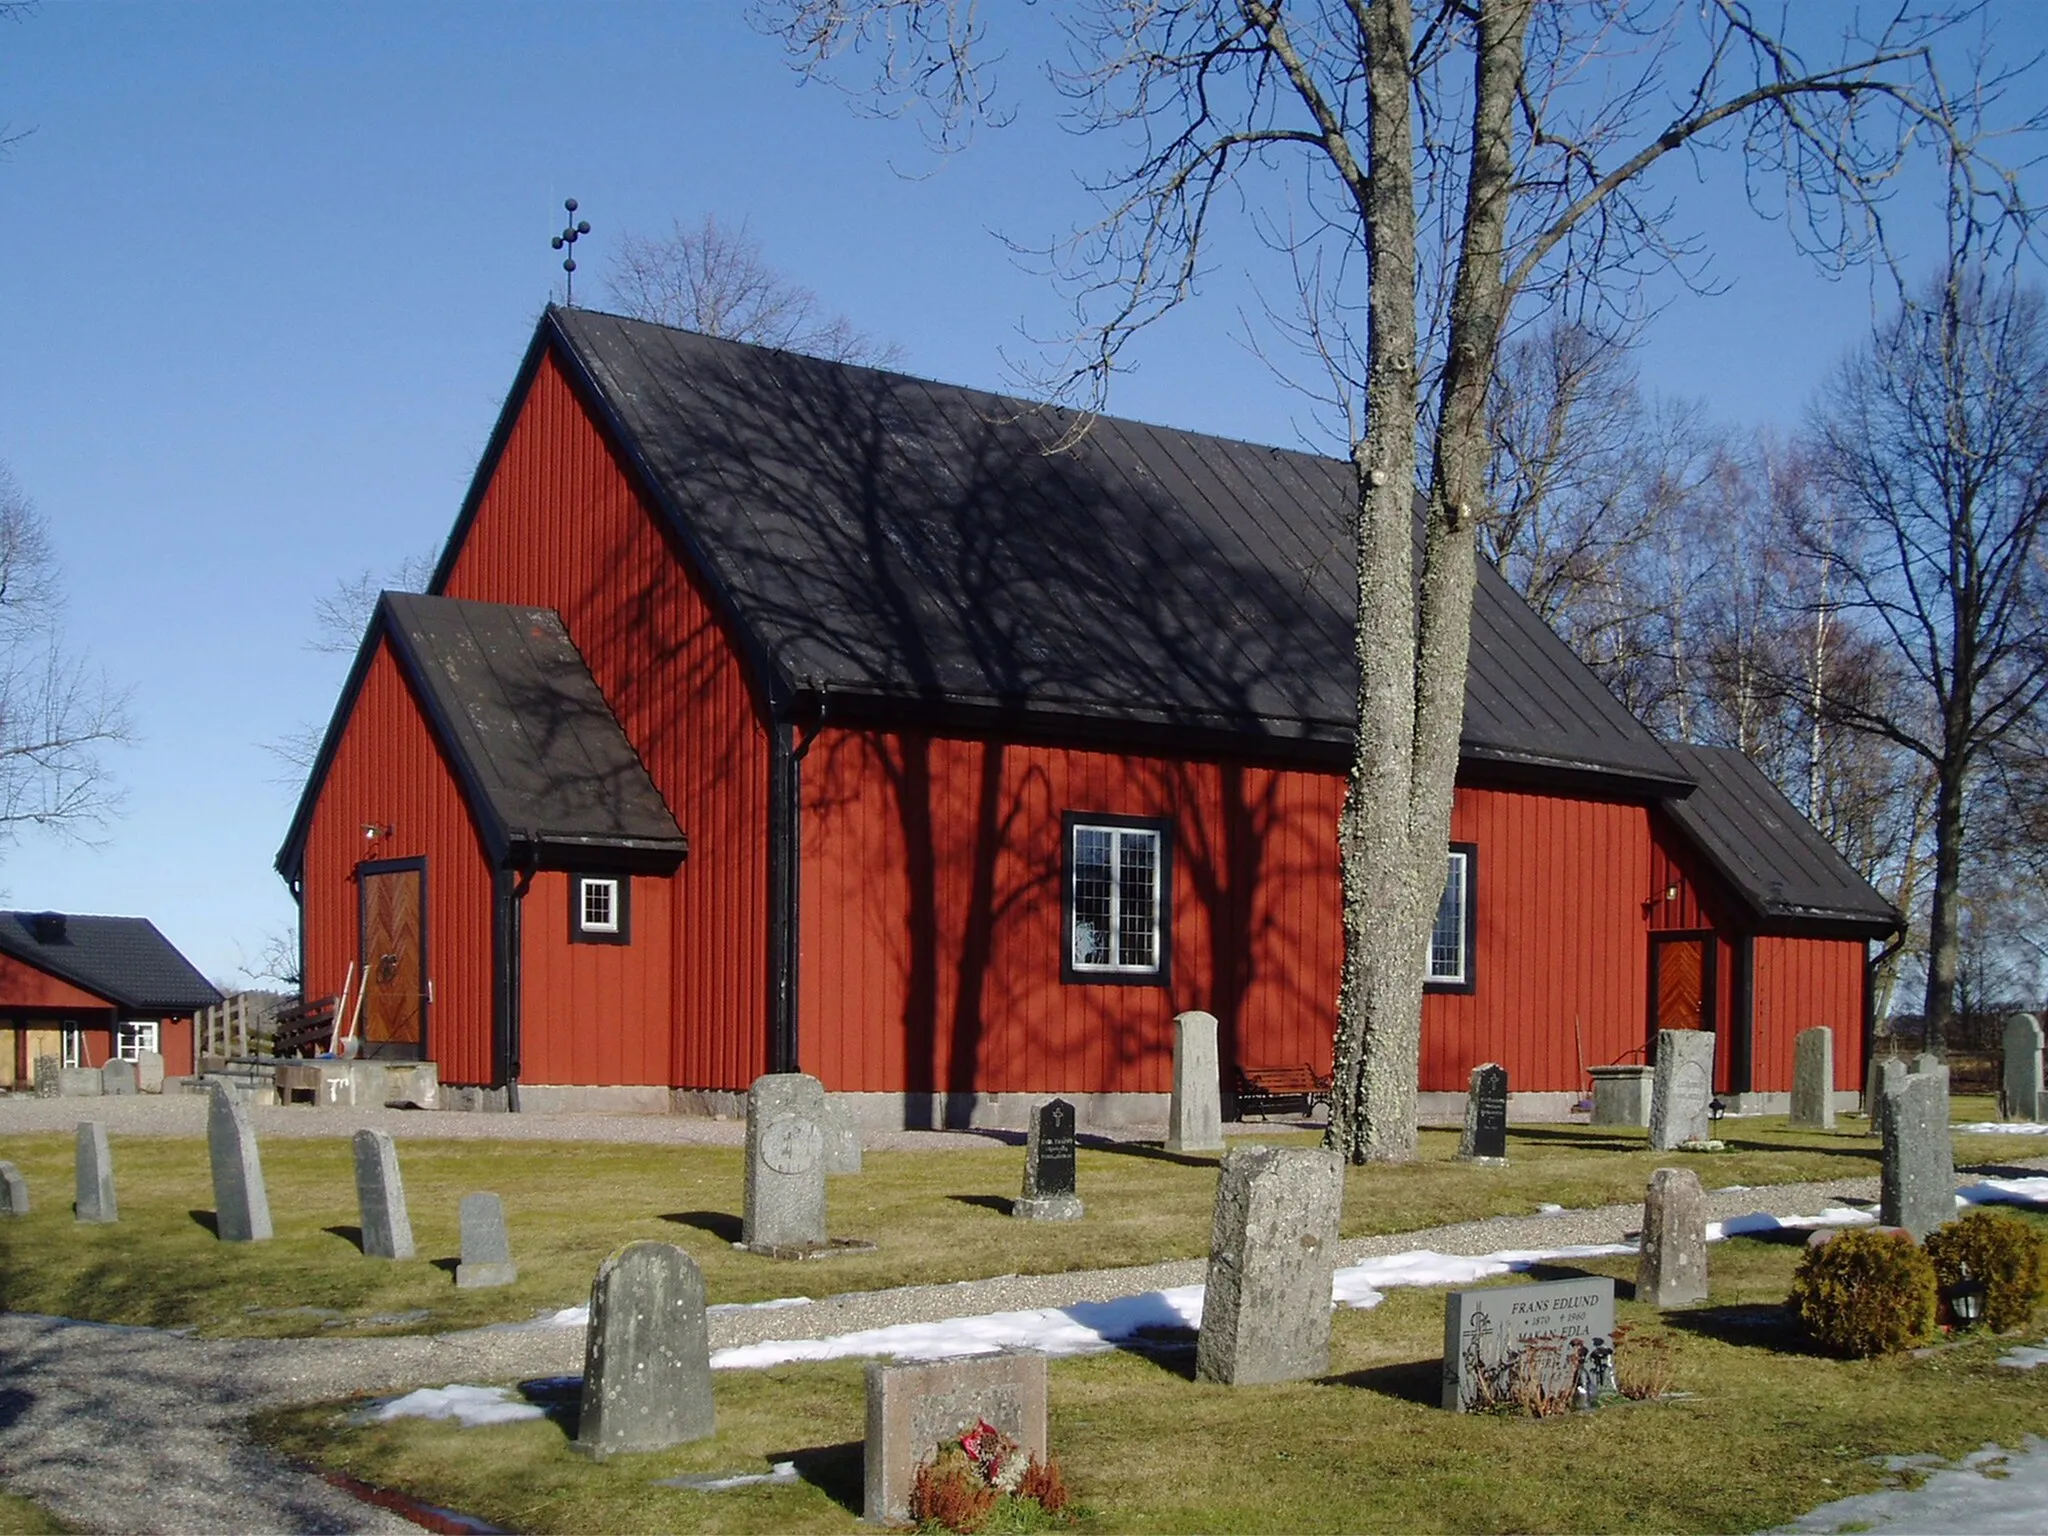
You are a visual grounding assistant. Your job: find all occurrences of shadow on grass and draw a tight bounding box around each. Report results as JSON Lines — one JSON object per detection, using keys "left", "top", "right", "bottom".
{"left": 324, "top": 1224, "right": 365, "bottom": 1252}
{"left": 770, "top": 1439, "right": 863, "bottom": 1515}
{"left": 1318, "top": 1356, "right": 1442, "bottom": 1406}
{"left": 661, "top": 1210, "right": 743, "bottom": 1243}
{"left": 1660, "top": 1302, "right": 1808, "bottom": 1353}
{"left": 516, "top": 1375, "right": 583, "bottom": 1433}
{"left": 945, "top": 1195, "right": 1014, "bottom": 1216}
{"left": 429, "top": 1256, "right": 460, "bottom": 1279}
{"left": 1085, "top": 1141, "right": 1221, "bottom": 1170}
{"left": 1503, "top": 1126, "right": 1643, "bottom": 1151}
{"left": 187, "top": 1209, "right": 219, "bottom": 1237}
{"left": 1714, "top": 1137, "right": 1881, "bottom": 1161}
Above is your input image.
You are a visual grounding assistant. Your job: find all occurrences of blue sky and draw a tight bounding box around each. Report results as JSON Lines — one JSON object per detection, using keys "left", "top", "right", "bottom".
{"left": 0, "top": 3, "right": 2039, "bottom": 986}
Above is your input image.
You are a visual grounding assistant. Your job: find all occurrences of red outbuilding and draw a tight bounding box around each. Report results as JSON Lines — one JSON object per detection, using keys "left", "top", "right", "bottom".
{"left": 0, "top": 910, "right": 220, "bottom": 1086}
{"left": 277, "top": 307, "right": 1898, "bottom": 1123}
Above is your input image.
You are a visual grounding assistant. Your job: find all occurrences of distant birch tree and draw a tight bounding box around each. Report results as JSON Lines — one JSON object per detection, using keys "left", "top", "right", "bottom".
{"left": 763, "top": 0, "right": 2032, "bottom": 1160}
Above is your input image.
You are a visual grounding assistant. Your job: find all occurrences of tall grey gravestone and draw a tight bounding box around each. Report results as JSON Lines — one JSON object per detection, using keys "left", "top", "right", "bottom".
{"left": 1167, "top": 1010, "right": 1224, "bottom": 1153}
{"left": 207, "top": 1084, "right": 273, "bottom": 1242}
{"left": 1789, "top": 1028, "right": 1836, "bottom": 1131}
{"left": 2002, "top": 1014, "right": 2044, "bottom": 1123}
{"left": 575, "top": 1241, "right": 716, "bottom": 1459}
{"left": 74, "top": 1121, "right": 116, "bottom": 1224}
{"left": 0, "top": 1160, "right": 28, "bottom": 1216}
{"left": 457, "top": 1192, "right": 517, "bottom": 1287}
{"left": 352, "top": 1129, "right": 416, "bottom": 1260}
{"left": 1013, "top": 1097, "right": 1083, "bottom": 1220}
{"left": 1879, "top": 1067, "right": 1955, "bottom": 1240}
{"left": 1195, "top": 1144, "right": 1344, "bottom": 1386}
{"left": 1649, "top": 1030, "right": 1715, "bottom": 1150}
{"left": 1459, "top": 1064, "right": 1509, "bottom": 1164}
{"left": 744, "top": 1072, "right": 829, "bottom": 1254}
{"left": 1636, "top": 1167, "right": 1709, "bottom": 1307}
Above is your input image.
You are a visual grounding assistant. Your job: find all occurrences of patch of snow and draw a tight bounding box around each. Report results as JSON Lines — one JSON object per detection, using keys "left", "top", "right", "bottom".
{"left": 1535, "top": 1202, "right": 1565, "bottom": 1214}
{"left": 1710, "top": 1206, "right": 1873, "bottom": 1242}
{"left": 1956, "top": 1122, "right": 2048, "bottom": 1135}
{"left": 1774, "top": 1438, "right": 2048, "bottom": 1533}
{"left": 1997, "top": 1342, "right": 2048, "bottom": 1370}
{"left": 364, "top": 1385, "right": 544, "bottom": 1428}
{"left": 656, "top": 1460, "right": 801, "bottom": 1491}
{"left": 1958, "top": 1176, "right": 2048, "bottom": 1207}
{"left": 1712, "top": 1185, "right": 1752, "bottom": 1193}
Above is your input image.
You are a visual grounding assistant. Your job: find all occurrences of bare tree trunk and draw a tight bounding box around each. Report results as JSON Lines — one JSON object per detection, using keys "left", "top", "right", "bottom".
{"left": 1920, "top": 755, "right": 1968, "bottom": 1056}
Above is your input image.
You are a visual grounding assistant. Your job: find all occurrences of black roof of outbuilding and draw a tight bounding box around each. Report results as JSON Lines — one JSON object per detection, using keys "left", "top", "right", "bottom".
{"left": 277, "top": 595, "right": 687, "bottom": 879}
{"left": 537, "top": 307, "right": 1693, "bottom": 794}
{"left": 1658, "top": 744, "right": 1900, "bottom": 935}
{"left": 0, "top": 912, "right": 221, "bottom": 1014}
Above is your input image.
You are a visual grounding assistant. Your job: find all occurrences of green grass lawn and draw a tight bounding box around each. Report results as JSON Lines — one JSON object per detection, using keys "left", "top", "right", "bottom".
{"left": 1, "top": 1105, "right": 2041, "bottom": 1337}
{"left": 0, "top": 1494, "right": 68, "bottom": 1536}
{"left": 255, "top": 1212, "right": 2048, "bottom": 1534}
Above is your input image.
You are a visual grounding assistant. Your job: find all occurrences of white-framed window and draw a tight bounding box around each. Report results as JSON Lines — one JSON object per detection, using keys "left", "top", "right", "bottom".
{"left": 61, "top": 1022, "right": 83, "bottom": 1068}
{"left": 1064, "top": 814, "right": 1171, "bottom": 983}
{"left": 571, "top": 874, "right": 631, "bottom": 944}
{"left": 116, "top": 1021, "right": 160, "bottom": 1062}
{"left": 1427, "top": 844, "right": 1477, "bottom": 991}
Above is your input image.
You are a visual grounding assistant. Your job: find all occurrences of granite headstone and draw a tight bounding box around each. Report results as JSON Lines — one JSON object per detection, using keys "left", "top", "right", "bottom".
{"left": 1442, "top": 1275, "right": 1617, "bottom": 1411}
{"left": 1879, "top": 1066, "right": 1955, "bottom": 1240}
{"left": 0, "top": 1160, "right": 27, "bottom": 1216}
{"left": 743, "top": 1072, "right": 829, "bottom": 1254}
{"left": 2001, "top": 1013, "right": 2044, "bottom": 1123}
{"left": 134, "top": 1049, "right": 165, "bottom": 1094}
{"left": 352, "top": 1128, "right": 416, "bottom": 1260}
{"left": 457, "top": 1191, "right": 517, "bottom": 1287}
{"left": 1013, "top": 1097, "right": 1083, "bottom": 1221}
{"left": 1195, "top": 1144, "right": 1344, "bottom": 1386}
{"left": 74, "top": 1120, "right": 116, "bottom": 1223}
{"left": 863, "top": 1352, "right": 1050, "bottom": 1524}
{"left": 1649, "top": 1029, "right": 1715, "bottom": 1150}
{"left": 33, "top": 1054, "right": 60, "bottom": 1098}
{"left": 1167, "top": 1010, "right": 1224, "bottom": 1153}
{"left": 575, "top": 1241, "right": 716, "bottom": 1458}
{"left": 1636, "top": 1167, "right": 1709, "bottom": 1307}
{"left": 100, "top": 1060, "right": 139, "bottom": 1097}
{"left": 1788, "top": 1028, "right": 1836, "bottom": 1131}
{"left": 207, "top": 1083, "right": 273, "bottom": 1242}
{"left": 1458, "top": 1063, "right": 1509, "bottom": 1163}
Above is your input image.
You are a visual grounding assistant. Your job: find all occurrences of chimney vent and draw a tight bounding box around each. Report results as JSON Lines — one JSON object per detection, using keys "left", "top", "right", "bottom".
{"left": 30, "top": 912, "right": 67, "bottom": 943}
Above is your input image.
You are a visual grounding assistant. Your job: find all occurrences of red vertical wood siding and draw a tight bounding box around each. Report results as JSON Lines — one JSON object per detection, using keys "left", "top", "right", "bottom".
{"left": 800, "top": 729, "right": 1664, "bottom": 1094}
{"left": 1752, "top": 936, "right": 1867, "bottom": 1092}
{"left": 440, "top": 350, "right": 770, "bottom": 1090}
{"left": 0, "top": 955, "right": 114, "bottom": 1010}
{"left": 301, "top": 640, "right": 497, "bottom": 1084}
{"left": 517, "top": 871, "right": 676, "bottom": 1086}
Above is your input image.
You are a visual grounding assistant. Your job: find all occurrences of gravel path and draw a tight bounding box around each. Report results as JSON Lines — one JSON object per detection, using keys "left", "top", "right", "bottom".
{"left": 1, "top": 1096, "right": 2039, "bottom": 1534}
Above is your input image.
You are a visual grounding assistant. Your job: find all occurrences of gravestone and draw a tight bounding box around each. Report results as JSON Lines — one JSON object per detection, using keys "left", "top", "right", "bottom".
{"left": 207, "top": 1083, "right": 273, "bottom": 1242}
{"left": 743, "top": 1072, "right": 829, "bottom": 1254}
{"left": 74, "top": 1121, "right": 117, "bottom": 1224}
{"left": 1879, "top": 1067, "right": 1955, "bottom": 1241}
{"left": 1636, "top": 1167, "right": 1709, "bottom": 1308}
{"left": 33, "top": 1055, "right": 60, "bottom": 1098}
{"left": 352, "top": 1128, "right": 415, "bottom": 1260}
{"left": 1195, "top": 1144, "right": 1344, "bottom": 1386}
{"left": 864, "top": 1352, "right": 1050, "bottom": 1524}
{"left": 100, "top": 1060, "right": 139, "bottom": 1097}
{"left": 1458, "top": 1063, "right": 1509, "bottom": 1164}
{"left": 1166, "top": 1010, "right": 1224, "bottom": 1153}
{"left": 0, "top": 1161, "right": 27, "bottom": 1216}
{"left": 1649, "top": 1030, "right": 1715, "bottom": 1150}
{"left": 1013, "top": 1097, "right": 1083, "bottom": 1221}
{"left": 2001, "top": 1014, "right": 2044, "bottom": 1123}
{"left": 457, "top": 1192, "right": 518, "bottom": 1287}
{"left": 56, "top": 1066, "right": 102, "bottom": 1098}
{"left": 822, "top": 1097, "right": 863, "bottom": 1175}
{"left": 1789, "top": 1028, "right": 1836, "bottom": 1131}
{"left": 1588, "top": 1065, "right": 1654, "bottom": 1128}
{"left": 575, "top": 1241, "right": 716, "bottom": 1459}
{"left": 134, "top": 1049, "right": 165, "bottom": 1094}
{"left": 1442, "top": 1275, "right": 1617, "bottom": 1411}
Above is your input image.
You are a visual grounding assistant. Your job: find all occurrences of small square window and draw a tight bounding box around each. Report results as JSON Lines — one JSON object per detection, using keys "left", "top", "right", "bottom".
{"left": 1063, "top": 813, "right": 1172, "bottom": 986}
{"left": 1426, "top": 844, "right": 1477, "bottom": 993}
{"left": 571, "top": 874, "right": 632, "bottom": 945}
{"left": 116, "top": 1021, "right": 159, "bottom": 1062}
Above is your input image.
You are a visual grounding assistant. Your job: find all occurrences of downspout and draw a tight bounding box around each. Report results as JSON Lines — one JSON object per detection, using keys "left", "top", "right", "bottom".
{"left": 492, "top": 841, "right": 538, "bottom": 1113}
{"left": 1728, "top": 934, "right": 1754, "bottom": 1100}
{"left": 766, "top": 690, "right": 828, "bottom": 1075}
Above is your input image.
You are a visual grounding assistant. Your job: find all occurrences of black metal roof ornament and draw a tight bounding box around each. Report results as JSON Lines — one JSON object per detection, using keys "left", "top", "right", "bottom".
{"left": 552, "top": 197, "right": 591, "bottom": 306}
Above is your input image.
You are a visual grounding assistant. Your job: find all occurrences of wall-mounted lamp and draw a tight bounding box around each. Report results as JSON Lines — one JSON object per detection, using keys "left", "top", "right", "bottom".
{"left": 362, "top": 822, "right": 393, "bottom": 841}
{"left": 1665, "top": 883, "right": 1680, "bottom": 903}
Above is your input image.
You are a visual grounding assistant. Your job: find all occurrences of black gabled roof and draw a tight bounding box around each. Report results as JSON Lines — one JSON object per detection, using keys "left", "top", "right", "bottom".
{"left": 277, "top": 595, "right": 686, "bottom": 880}
{"left": 0, "top": 912, "right": 221, "bottom": 1014}
{"left": 537, "top": 307, "right": 1692, "bottom": 793}
{"left": 1659, "top": 744, "right": 1900, "bottom": 936}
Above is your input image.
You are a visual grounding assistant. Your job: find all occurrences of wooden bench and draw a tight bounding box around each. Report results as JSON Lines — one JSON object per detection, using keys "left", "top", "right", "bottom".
{"left": 1233, "top": 1064, "right": 1331, "bottom": 1121}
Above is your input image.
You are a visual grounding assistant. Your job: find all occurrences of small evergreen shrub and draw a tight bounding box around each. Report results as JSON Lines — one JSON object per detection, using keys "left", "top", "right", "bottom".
{"left": 1787, "top": 1228, "right": 1937, "bottom": 1356}
{"left": 1925, "top": 1209, "right": 2047, "bottom": 1331}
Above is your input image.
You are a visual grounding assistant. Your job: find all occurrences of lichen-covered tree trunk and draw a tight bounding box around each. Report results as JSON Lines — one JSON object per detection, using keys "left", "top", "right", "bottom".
{"left": 1329, "top": 0, "right": 1531, "bottom": 1164}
